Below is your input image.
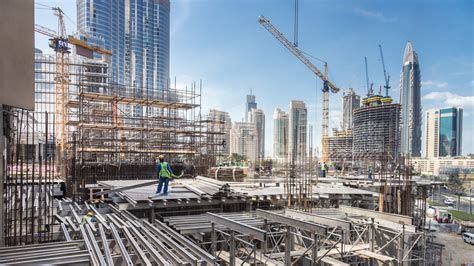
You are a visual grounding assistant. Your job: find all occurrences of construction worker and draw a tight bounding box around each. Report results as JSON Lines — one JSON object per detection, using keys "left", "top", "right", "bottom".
{"left": 320, "top": 162, "right": 327, "bottom": 177}
{"left": 368, "top": 165, "right": 373, "bottom": 180}
{"left": 156, "top": 155, "right": 174, "bottom": 195}
{"left": 81, "top": 211, "right": 95, "bottom": 224}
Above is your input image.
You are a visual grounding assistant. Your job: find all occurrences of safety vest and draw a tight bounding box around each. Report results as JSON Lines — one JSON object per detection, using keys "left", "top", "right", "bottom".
{"left": 159, "top": 162, "right": 171, "bottom": 178}
{"left": 81, "top": 216, "right": 90, "bottom": 225}
{"left": 321, "top": 164, "right": 326, "bottom": 171}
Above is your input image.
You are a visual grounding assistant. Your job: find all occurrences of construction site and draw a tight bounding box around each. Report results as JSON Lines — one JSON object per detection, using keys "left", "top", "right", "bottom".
{"left": 1, "top": 1, "right": 468, "bottom": 265}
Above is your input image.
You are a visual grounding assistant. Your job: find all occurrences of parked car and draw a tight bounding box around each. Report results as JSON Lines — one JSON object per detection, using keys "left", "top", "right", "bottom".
{"left": 462, "top": 232, "right": 474, "bottom": 244}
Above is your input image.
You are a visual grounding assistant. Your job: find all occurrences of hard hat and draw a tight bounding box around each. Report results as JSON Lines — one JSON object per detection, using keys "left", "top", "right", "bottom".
{"left": 158, "top": 155, "right": 165, "bottom": 160}
{"left": 87, "top": 211, "right": 93, "bottom": 216}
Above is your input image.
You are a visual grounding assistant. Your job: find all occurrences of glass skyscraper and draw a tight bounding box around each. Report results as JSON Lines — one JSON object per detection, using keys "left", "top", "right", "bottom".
{"left": 425, "top": 107, "right": 463, "bottom": 158}
{"left": 288, "top": 100, "right": 307, "bottom": 162}
{"left": 77, "top": 0, "right": 170, "bottom": 98}
{"left": 400, "top": 41, "right": 422, "bottom": 157}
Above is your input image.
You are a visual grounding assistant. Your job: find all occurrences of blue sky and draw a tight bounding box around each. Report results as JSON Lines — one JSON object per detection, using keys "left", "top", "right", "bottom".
{"left": 35, "top": 0, "right": 473, "bottom": 156}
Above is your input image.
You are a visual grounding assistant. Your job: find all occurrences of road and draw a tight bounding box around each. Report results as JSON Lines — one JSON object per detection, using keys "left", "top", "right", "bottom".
{"left": 430, "top": 189, "right": 473, "bottom": 214}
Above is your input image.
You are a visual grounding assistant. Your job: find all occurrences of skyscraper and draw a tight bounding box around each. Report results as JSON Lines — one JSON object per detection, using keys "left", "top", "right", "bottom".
{"left": 425, "top": 107, "right": 463, "bottom": 158}
{"left": 77, "top": 0, "right": 170, "bottom": 96}
{"left": 250, "top": 109, "right": 265, "bottom": 160}
{"left": 342, "top": 88, "right": 361, "bottom": 131}
{"left": 208, "top": 109, "right": 232, "bottom": 155}
{"left": 229, "top": 122, "right": 257, "bottom": 161}
{"left": 288, "top": 100, "right": 307, "bottom": 162}
{"left": 273, "top": 108, "right": 288, "bottom": 160}
{"left": 400, "top": 41, "right": 422, "bottom": 157}
{"left": 245, "top": 92, "right": 257, "bottom": 122}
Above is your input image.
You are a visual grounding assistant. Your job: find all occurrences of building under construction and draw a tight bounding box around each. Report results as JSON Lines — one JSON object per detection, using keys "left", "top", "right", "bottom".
{"left": 353, "top": 95, "right": 401, "bottom": 167}
{"left": 327, "top": 129, "right": 353, "bottom": 170}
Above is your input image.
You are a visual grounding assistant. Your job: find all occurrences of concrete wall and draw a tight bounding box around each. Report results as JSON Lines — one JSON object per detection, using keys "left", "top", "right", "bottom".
{"left": 0, "top": 0, "right": 34, "bottom": 110}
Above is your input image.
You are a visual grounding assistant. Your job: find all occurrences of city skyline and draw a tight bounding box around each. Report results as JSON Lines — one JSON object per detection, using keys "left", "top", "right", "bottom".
{"left": 34, "top": 0, "right": 474, "bottom": 156}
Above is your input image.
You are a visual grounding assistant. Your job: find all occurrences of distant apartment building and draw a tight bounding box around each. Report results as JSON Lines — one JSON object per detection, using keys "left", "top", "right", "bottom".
{"left": 412, "top": 157, "right": 474, "bottom": 176}
{"left": 273, "top": 108, "right": 289, "bottom": 160}
{"left": 342, "top": 88, "right": 361, "bottom": 131}
{"left": 425, "top": 107, "right": 463, "bottom": 158}
{"left": 207, "top": 109, "right": 232, "bottom": 155}
{"left": 400, "top": 41, "right": 422, "bottom": 157}
{"left": 245, "top": 92, "right": 257, "bottom": 122}
{"left": 77, "top": 0, "right": 170, "bottom": 98}
{"left": 288, "top": 100, "right": 307, "bottom": 162}
{"left": 229, "top": 122, "right": 257, "bottom": 161}
{"left": 249, "top": 108, "right": 265, "bottom": 160}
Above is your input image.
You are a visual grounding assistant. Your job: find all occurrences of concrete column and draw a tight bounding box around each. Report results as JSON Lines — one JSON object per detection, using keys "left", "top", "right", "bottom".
{"left": 0, "top": 105, "right": 4, "bottom": 247}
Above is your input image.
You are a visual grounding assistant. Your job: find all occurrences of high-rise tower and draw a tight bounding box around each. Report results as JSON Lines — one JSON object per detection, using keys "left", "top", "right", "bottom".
{"left": 288, "top": 100, "right": 307, "bottom": 162}
{"left": 245, "top": 91, "right": 257, "bottom": 122}
{"left": 250, "top": 109, "right": 265, "bottom": 160}
{"left": 342, "top": 88, "right": 361, "bottom": 131}
{"left": 425, "top": 107, "right": 463, "bottom": 158}
{"left": 273, "top": 108, "right": 289, "bottom": 160}
{"left": 77, "top": 0, "right": 170, "bottom": 96}
{"left": 400, "top": 41, "right": 422, "bottom": 157}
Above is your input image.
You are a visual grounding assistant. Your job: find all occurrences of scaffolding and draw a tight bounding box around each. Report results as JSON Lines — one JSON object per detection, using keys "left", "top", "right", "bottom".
{"left": 1, "top": 108, "right": 58, "bottom": 246}
{"left": 327, "top": 129, "right": 353, "bottom": 171}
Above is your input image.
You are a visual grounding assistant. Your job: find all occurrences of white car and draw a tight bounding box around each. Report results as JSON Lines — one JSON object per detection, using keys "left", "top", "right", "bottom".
{"left": 463, "top": 233, "right": 474, "bottom": 244}
{"left": 444, "top": 198, "right": 454, "bottom": 205}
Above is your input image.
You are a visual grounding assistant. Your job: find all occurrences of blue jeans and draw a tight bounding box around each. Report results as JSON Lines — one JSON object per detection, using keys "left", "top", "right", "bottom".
{"left": 156, "top": 177, "right": 169, "bottom": 194}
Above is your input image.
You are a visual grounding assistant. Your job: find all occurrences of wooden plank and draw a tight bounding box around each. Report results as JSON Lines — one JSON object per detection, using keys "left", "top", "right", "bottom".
{"left": 321, "top": 256, "right": 350, "bottom": 266}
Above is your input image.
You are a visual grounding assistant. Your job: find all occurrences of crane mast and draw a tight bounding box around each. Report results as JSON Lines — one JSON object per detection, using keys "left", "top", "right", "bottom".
{"left": 52, "top": 7, "right": 70, "bottom": 155}
{"left": 258, "top": 15, "right": 339, "bottom": 163}
{"left": 378, "top": 44, "right": 390, "bottom": 96}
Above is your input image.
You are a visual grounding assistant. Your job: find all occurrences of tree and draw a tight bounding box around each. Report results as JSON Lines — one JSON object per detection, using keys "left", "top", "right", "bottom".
{"left": 448, "top": 173, "right": 465, "bottom": 195}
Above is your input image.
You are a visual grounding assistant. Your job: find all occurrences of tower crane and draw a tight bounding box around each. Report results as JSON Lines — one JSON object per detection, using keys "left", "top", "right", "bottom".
{"left": 35, "top": 7, "right": 112, "bottom": 155}
{"left": 35, "top": 7, "right": 69, "bottom": 154}
{"left": 378, "top": 44, "right": 390, "bottom": 97}
{"left": 258, "top": 15, "right": 339, "bottom": 163}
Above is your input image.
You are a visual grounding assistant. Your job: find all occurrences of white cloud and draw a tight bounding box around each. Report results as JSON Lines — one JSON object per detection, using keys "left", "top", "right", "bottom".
{"left": 423, "top": 92, "right": 474, "bottom": 107}
{"left": 171, "top": 0, "right": 191, "bottom": 35}
{"left": 421, "top": 80, "right": 448, "bottom": 89}
{"left": 353, "top": 8, "right": 398, "bottom": 23}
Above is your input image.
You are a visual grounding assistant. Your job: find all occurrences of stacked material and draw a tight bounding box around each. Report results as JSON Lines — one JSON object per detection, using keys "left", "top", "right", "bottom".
{"left": 49, "top": 201, "right": 216, "bottom": 265}
{"left": 208, "top": 166, "right": 247, "bottom": 181}
{"left": 164, "top": 211, "right": 265, "bottom": 235}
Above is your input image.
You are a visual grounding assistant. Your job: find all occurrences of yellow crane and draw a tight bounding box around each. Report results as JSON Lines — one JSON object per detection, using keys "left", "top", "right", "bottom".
{"left": 35, "top": 7, "right": 112, "bottom": 155}
{"left": 258, "top": 15, "right": 339, "bottom": 163}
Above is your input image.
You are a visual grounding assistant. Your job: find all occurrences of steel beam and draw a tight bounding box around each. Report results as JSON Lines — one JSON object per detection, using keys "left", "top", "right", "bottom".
{"left": 339, "top": 206, "right": 412, "bottom": 225}
{"left": 79, "top": 225, "right": 100, "bottom": 266}
{"left": 98, "top": 224, "right": 113, "bottom": 265}
{"left": 143, "top": 220, "right": 199, "bottom": 265}
{"left": 122, "top": 226, "right": 152, "bottom": 266}
{"left": 94, "top": 180, "right": 159, "bottom": 196}
{"left": 110, "top": 224, "right": 133, "bottom": 265}
{"left": 285, "top": 209, "right": 351, "bottom": 231}
{"left": 154, "top": 219, "right": 215, "bottom": 265}
{"left": 84, "top": 224, "right": 107, "bottom": 266}
{"left": 128, "top": 223, "right": 173, "bottom": 265}
{"left": 206, "top": 213, "right": 266, "bottom": 242}
{"left": 60, "top": 223, "right": 72, "bottom": 241}
{"left": 256, "top": 209, "right": 327, "bottom": 235}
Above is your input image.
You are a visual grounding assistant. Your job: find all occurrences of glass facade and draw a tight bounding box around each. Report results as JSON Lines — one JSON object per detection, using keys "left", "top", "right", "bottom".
{"left": 439, "top": 108, "right": 463, "bottom": 157}
{"left": 400, "top": 42, "right": 422, "bottom": 157}
{"left": 77, "top": 0, "right": 170, "bottom": 98}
